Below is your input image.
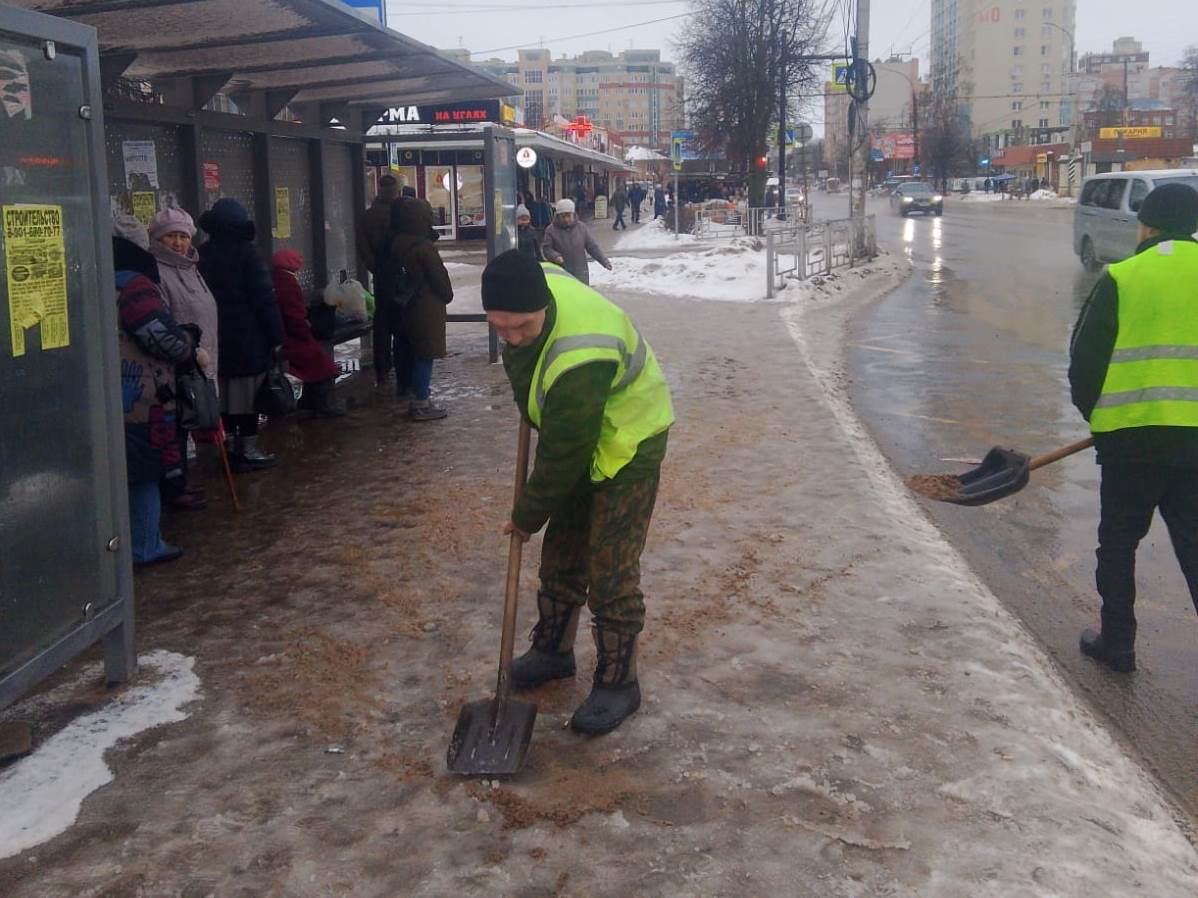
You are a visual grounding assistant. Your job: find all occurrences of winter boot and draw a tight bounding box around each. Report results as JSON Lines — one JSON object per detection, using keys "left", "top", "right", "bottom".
{"left": 1080, "top": 628, "right": 1136, "bottom": 673}
{"left": 511, "top": 591, "right": 582, "bottom": 688}
{"left": 299, "top": 379, "right": 346, "bottom": 418}
{"left": 569, "top": 626, "right": 640, "bottom": 735}
{"left": 408, "top": 399, "right": 447, "bottom": 422}
{"left": 232, "top": 434, "right": 278, "bottom": 472}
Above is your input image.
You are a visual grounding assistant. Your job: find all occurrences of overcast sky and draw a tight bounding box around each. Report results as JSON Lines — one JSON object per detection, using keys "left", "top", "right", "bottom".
{"left": 386, "top": 0, "right": 1192, "bottom": 70}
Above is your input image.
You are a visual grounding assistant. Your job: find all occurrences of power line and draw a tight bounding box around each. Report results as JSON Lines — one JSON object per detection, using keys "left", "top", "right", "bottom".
{"left": 470, "top": 12, "right": 692, "bottom": 55}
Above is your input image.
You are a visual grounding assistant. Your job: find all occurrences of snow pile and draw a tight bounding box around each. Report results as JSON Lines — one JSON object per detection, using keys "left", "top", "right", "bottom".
{"left": 1029, "top": 188, "right": 1060, "bottom": 200}
{"left": 960, "top": 192, "right": 1005, "bottom": 203}
{"left": 0, "top": 651, "right": 201, "bottom": 859}
{"left": 613, "top": 218, "right": 700, "bottom": 251}
{"left": 594, "top": 238, "right": 773, "bottom": 302}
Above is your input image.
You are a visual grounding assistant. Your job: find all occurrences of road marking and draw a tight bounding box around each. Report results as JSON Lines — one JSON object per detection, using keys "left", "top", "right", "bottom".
{"left": 846, "top": 342, "right": 918, "bottom": 357}
{"left": 890, "top": 410, "right": 961, "bottom": 425}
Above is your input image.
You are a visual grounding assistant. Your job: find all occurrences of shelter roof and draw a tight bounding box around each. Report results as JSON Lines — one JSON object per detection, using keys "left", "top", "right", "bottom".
{"left": 12, "top": 0, "right": 517, "bottom": 111}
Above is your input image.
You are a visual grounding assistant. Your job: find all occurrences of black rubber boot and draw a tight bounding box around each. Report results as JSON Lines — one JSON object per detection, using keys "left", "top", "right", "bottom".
{"left": 511, "top": 592, "right": 582, "bottom": 688}
{"left": 299, "top": 379, "right": 345, "bottom": 418}
{"left": 1080, "top": 628, "right": 1136, "bottom": 673}
{"left": 570, "top": 626, "right": 640, "bottom": 735}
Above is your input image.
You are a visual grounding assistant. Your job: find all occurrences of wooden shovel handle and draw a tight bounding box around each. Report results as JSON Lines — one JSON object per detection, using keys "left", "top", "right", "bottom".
{"left": 1029, "top": 437, "right": 1095, "bottom": 472}
{"left": 495, "top": 419, "right": 532, "bottom": 713}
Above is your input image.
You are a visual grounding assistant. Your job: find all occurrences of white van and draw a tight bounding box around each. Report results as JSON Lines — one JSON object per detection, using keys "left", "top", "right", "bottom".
{"left": 1075, "top": 169, "right": 1198, "bottom": 270}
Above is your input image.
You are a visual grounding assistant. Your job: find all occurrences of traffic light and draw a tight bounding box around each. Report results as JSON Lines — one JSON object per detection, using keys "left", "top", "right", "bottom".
{"left": 756, "top": 155, "right": 768, "bottom": 171}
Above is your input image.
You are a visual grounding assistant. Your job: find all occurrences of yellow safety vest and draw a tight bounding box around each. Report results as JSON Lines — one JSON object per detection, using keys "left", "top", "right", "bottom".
{"left": 529, "top": 264, "right": 675, "bottom": 481}
{"left": 1091, "top": 239, "right": 1198, "bottom": 433}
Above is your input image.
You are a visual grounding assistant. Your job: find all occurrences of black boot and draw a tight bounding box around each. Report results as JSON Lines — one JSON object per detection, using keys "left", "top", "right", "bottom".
{"left": 570, "top": 626, "right": 640, "bottom": 735}
{"left": 299, "top": 378, "right": 345, "bottom": 418}
{"left": 1080, "top": 628, "right": 1136, "bottom": 672}
{"left": 511, "top": 591, "right": 582, "bottom": 688}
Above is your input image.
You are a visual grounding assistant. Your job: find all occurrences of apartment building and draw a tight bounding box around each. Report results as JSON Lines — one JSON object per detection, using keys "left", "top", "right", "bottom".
{"left": 472, "top": 48, "right": 685, "bottom": 150}
{"left": 931, "top": 0, "right": 1077, "bottom": 148}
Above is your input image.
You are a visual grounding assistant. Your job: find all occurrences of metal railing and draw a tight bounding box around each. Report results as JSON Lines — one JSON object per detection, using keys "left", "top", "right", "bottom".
{"left": 765, "top": 215, "right": 877, "bottom": 298}
{"left": 691, "top": 202, "right": 808, "bottom": 239}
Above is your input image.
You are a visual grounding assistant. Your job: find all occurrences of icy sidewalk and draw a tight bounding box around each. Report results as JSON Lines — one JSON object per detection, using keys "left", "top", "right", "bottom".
{"left": 2, "top": 263, "right": 1196, "bottom": 897}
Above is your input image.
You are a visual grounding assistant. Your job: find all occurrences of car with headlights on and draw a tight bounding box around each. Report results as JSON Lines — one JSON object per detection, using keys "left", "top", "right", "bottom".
{"left": 890, "top": 182, "right": 944, "bottom": 216}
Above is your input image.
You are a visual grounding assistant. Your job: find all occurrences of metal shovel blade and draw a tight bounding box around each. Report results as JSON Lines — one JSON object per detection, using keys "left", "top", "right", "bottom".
{"left": 950, "top": 446, "right": 1031, "bottom": 506}
{"left": 446, "top": 697, "right": 538, "bottom": 776}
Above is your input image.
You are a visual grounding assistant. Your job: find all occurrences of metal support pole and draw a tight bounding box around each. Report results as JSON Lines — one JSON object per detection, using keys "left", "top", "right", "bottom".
{"left": 673, "top": 168, "right": 679, "bottom": 237}
{"left": 850, "top": 0, "right": 871, "bottom": 257}
{"left": 766, "top": 233, "right": 775, "bottom": 299}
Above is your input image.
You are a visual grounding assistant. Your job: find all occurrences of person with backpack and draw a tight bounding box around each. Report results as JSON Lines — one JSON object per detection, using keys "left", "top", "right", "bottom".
{"left": 385, "top": 198, "right": 454, "bottom": 421}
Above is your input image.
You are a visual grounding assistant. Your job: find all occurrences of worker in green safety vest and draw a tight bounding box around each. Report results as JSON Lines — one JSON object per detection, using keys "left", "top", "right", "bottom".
{"left": 1069, "top": 182, "right": 1198, "bottom": 673}
{"left": 481, "top": 250, "right": 674, "bottom": 734}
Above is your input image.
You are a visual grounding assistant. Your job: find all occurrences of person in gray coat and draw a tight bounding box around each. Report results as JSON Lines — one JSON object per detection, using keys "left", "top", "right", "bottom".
{"left": 541, "top": 199, "right": 612, "bottom": 285}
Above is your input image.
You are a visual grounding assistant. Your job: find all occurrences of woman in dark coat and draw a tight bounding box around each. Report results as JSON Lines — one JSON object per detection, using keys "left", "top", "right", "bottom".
{"left": 197, "top": 198, "right": 285, "bottom": 471}
{"left": 388, "top": 198, "right": 454, "bottom": 421}
{"left": 112, "top": 215, "right": 198, "bottom": 566}
{"left": 271, "top": 249, "right": 344, "bottom": 418}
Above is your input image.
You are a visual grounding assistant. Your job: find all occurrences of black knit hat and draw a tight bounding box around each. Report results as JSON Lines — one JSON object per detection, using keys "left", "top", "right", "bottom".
{"left": 1138, "top": 182, "right": 1198, "bottom": 236}
{"left": 482, "top": 249, "right": 553, "bottom": 313}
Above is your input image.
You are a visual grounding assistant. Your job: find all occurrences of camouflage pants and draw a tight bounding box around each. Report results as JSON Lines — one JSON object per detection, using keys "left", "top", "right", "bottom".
{"left": 539, "top": 464, "right": 662, "bottom": 636}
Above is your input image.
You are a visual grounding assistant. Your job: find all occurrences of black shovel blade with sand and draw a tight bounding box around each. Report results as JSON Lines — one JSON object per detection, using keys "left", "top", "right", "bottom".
{"left": 447, "top": 419, "right": 537, "bottom": 776}
{"left": 908, "top": 437, "right": 1094, "bottom": 507}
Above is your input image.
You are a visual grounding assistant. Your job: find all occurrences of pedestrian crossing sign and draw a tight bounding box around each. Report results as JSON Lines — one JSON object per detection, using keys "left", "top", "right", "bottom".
{"left": 830, "top": 62, "right": 852, "bottom": 93}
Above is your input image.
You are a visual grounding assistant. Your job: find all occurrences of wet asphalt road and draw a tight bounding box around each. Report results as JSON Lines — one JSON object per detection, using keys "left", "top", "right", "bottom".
{"left": 830, "top": 192, "right": 1198, "bottom": 818}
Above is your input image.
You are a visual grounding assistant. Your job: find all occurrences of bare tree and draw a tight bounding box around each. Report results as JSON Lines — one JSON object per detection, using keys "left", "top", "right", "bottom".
{"left": 1087, "top": 83, "right": 1125, "bottom": 137}
{"left": 921, "top": 99, "right": 971, "bottom": 191}
{"left": 678, "top": 0, "right": 829, "bottom": 204}
{"left": 1179, "top": 45, "right": 1198, "bottom": 140}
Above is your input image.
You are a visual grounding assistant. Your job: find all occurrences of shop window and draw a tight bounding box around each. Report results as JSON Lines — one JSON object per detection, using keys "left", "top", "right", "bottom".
{"left": 456, "top": 166, "right": 485, "bottom": 228}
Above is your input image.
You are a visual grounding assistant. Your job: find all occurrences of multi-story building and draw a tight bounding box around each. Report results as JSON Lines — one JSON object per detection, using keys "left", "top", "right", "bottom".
{"left": 822, "top": 78, "right": 853, "bottom": 178}
{"left": 1068, "top": 38, "right": 1195, "bottom": 142}
{"left": 472, "top": 48, "right": 685, "bottom": 150}
{"left": 931, "top": 0, "right": 1077, "bottom": 149}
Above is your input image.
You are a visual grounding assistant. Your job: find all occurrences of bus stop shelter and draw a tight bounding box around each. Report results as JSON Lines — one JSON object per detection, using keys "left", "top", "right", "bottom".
{"left": 0, "top": 0, "right": 517, "bottom": 711}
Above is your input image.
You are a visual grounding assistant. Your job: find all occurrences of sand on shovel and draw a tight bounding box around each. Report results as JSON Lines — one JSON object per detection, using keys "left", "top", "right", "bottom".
{"left": 905, "top": 473, "right": 965, "bottom": 502}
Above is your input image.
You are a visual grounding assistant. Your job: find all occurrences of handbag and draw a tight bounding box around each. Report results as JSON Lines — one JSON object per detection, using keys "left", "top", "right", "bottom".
{"left": 177, "top": 369, "right": 220, "bottom": 431}
{"left": 256, "top": 360, "right": 297, "bottom": 417}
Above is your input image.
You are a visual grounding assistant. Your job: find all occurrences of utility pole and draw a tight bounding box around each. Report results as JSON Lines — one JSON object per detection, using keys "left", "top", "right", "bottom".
{"left": 911, "top": 89, "right": 920, "bottom": 177}
{"left": 850, "top": 0, "right": 870, "bottom": 250}
{"left": 778, "top": 64, "right": 787, "bottom": 212}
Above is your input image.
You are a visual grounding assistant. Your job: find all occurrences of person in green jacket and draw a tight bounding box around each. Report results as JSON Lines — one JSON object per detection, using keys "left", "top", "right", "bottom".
{"left": 1069, "top": 182, "right": 1198, "bottom": 673}
{"left": 481, "top": 250, "right": 674, "bottom": 734}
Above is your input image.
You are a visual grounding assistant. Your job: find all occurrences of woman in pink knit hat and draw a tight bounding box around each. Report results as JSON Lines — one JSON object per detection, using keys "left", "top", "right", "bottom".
{"left": 150, "top": 206, "right": 218, "bottom": 510}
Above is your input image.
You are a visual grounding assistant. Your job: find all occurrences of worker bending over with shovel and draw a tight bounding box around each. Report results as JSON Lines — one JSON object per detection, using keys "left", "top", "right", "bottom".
{"left": 1069, "top": 183, "right": 1198, "bottom": 673}
{"left": 481, "top": 250, "right": 674, "bottom": 734}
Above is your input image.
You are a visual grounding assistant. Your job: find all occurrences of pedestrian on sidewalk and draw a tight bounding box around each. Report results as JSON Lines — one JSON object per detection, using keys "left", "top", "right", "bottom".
{"left": 356, "top": 175, "right": 410, "bottom": 391}
{"left": 516, "top": 204, "right": 543, "bottom": 262}
{"left": 197, "top": 198, "right": 285, "bottom": 473}
{"left": 654, "top": 186, "right": 666, "bottom": 220}
{"left": 629, "top": 183, "right": 643, "bottom": 224}
{"left": 542, "top": 199, "right": 612, "bottom": 286}
{"left": 1068, "top": 182, "right": 1198, "bottom": 673}
{"left": 530, "top": 193, "right": 553, "bottom": 235}
{"left": 388, "top": 198, "right": 454, "bottom": 421}
{"left": 611, "top": 182, "right": 628, "bottom": 231}
{"left": 149, "top": 206, "right": 217, "bottom": 512}
{"left": 271, "top": 250, "right": 345, "bottom": 418}
{"left": 113, "top": 215, "right": 201, "bottom": 565}
{"left": 481, "top": 250, "right": 675, "bottom": 734}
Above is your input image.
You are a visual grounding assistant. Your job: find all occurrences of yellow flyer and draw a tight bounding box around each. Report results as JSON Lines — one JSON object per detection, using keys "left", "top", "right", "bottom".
{"left": 131, "top": 191, "right": 157, "bottom": 228}
{"left": 273, "top": 187, "right": 291, "bottom": 239}
{"left": 3, "top": 204, "right": 69, "bottom": 357}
